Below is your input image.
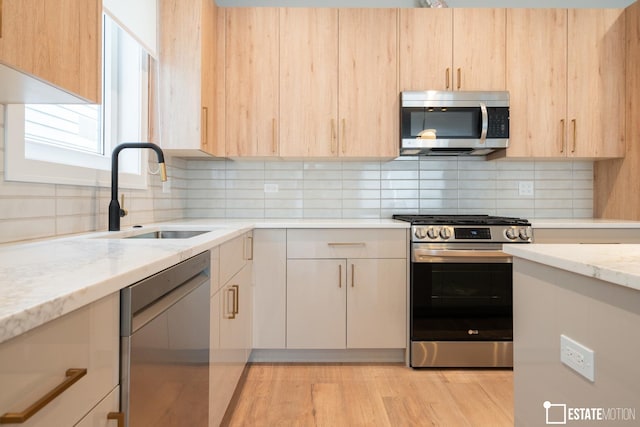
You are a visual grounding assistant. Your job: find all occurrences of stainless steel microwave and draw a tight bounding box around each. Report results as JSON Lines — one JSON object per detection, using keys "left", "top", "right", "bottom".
{"left": 400, "top": 90, "right": 509, "bottom": 156}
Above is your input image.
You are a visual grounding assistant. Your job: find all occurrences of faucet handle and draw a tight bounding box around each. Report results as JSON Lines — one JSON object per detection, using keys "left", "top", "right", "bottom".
{"left": 120, "top": 194, "right": 128, "bottom": 218}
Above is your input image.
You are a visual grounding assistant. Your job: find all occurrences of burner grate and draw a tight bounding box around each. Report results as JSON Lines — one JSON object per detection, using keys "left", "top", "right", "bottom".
{"left": 392, "top": 214, "right": 530, "bottom": 226}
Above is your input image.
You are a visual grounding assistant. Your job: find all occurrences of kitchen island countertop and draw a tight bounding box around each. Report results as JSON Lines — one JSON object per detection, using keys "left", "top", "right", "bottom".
{"left": 503, "top": 243, "right": 640, "bottom": 292}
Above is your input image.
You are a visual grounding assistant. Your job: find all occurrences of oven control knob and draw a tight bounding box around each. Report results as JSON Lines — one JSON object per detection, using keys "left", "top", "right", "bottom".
{"left": 427, "top": 227, "right": 440, "bottom": 239}
{"left": 505, "top": 228, "right": 518, "bottom": 240}
{"left": 414, "top": 227, "right": 428, "bottom": 240}
{"left": 439, "top": 227, "right": 452, "bottom": 240}
{"left": 519, "top": 228, "right": 531, "bottom": 241}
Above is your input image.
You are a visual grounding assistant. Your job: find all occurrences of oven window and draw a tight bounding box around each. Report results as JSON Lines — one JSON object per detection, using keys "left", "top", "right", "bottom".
{"left": 402, "top": 107, "right": 481, "bottom": 139}
{"left": 411, "top": 262, "right": 512, "bottom": 341}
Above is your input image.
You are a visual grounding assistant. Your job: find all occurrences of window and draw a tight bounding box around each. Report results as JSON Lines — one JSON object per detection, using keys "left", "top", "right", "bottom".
{"left": 5, "top": 14, "right": 151, "bottom": 189}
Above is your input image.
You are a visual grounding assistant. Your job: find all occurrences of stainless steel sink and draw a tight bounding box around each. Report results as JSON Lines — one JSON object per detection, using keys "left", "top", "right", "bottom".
{"left": 125, "top": 230, "right": 210, "bottom": 239}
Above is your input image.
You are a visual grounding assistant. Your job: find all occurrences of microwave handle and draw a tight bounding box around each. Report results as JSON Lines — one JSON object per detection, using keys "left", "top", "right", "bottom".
{"left": 480, "top": 102, "right": 488, "bottom": 143}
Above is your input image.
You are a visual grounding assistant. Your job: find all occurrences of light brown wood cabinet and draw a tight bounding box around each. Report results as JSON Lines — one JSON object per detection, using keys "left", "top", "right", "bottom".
{"left": 0, "top": 0, "right": 101, "bottom": 103}
{"left": 279, "top": 8, "right": 338, "bottom": 157}
{"left": 504, "top": 8, "right": 625, "bottom": 159}
{"left": 338, "top": 8, "right": 399, "bottom": 158}
{"left": 225, "top": 7, "right": 280, "bottom": 157}
{"left": 226, "top": 7, "right": 398, "bottom": 159}
{"left": 158, "top": 0, "right": 220, "bottom": 156}
{"left": 399, "top": 8, "right": 506, "bottom": 91}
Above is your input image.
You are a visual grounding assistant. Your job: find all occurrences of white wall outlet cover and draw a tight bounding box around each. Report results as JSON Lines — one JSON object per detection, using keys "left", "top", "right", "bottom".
{"left": 264, "top": 183, "right": 279, "bottom": 193}
{"left": 518, "top": 181, "right": 534, "bottom": 196}
{"left": 560, "top": 334, "right": 595, "bottom": 382}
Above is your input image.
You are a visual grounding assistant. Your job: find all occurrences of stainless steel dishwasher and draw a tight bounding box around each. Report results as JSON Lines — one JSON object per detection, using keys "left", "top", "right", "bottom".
{"left": 119, "top": 251, "right": 210, "bottom": 426}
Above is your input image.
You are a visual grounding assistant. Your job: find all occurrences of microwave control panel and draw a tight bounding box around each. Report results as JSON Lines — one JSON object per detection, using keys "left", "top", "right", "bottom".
{"left": 487, "top": 107, "right": 510, "bottom": 138}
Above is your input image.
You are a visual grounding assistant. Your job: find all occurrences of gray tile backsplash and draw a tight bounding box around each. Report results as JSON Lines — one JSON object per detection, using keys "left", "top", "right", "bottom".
{"left": 186, "top": 157, "right": 594, "bottom": 220}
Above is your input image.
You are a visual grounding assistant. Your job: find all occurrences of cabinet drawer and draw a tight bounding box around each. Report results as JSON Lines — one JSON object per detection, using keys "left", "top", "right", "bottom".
{"left": 219, "top": 232, "right": 253, "bottom": 287}
{"left": 0, "top": 294, "right": 119, "bottom": 427}
{"left": 287, "top": 229, "right": 407, "bottom": 259}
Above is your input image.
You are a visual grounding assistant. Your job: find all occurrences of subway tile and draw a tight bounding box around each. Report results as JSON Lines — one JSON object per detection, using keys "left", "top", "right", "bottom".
{"left": 342, "top": 170, "right": 381, "bottom": 180}
{"left": 419, "top": 158, "right": 457, "bottom": 170}
{"left": 0, "top": 198, "right": 56, "bottom": 220}
{"left": 381, "top": 180, "right": 419, "bottom": 190}
{"left": 381, "top": 170, "right": 419, "bottom": 180}
{"left": 534, "top": 199, "right": 573, "bottom": 209}
{"left": 535, "top": 189, "right": 573, "bottom": 199}
{"left": 303, "top": 161, "right": 343, "bottom": 170}
{"left": 496, "top": 161, "right": 534, "bottom": 171}
{"left": 343, "top": 199, "right": 381, "bottom": 209}
{"left": 418, "top": 180, "right": 457, "bottom": 190}
{"left": 225, "top": 208, "right": 265, "bottom": 219}
{"left": 187, "top": 208, "right": 225, "bottom": 218}
{"left": 0, "top": 218, "right": 56, "bottom": 243}
{"left": 533, "top": 209, "right": 573, "bottom": 218}
{"left": 458, "top": 169, "right": 497, "bottom": 180}
{"left": 342, "top": 189, "right": 381, "bottom": 199}
{"left": 342, "top": 209, "right": 381, "bottom": 219}
{"left": 265, "top": 189, "right": 304, "bottom": 200}
{"left": 265, "top": 209, "right": 303, "bottom": 219}
{"left": 343, "top": 180, "right": 380, "bottom": 190}
{"left": 497, "top": 199, "right": 534, "bottom": 209}
{"left": 302, "top": 209, "right": 342, "bottom": 219}
{"left": 381, "top": 199, "right": 419, "bottom": 209}
{"left": 381, "top": 189, "right": 419, "bottom": 199}
{"left": 304, "top": 199, "right": 342, "bottom": 209}
{"left": 265, "top": 161, "right": 304, "bottom": 170}
{"left": 458, "top": 199, "right": 497, "bottom": 210}
{"left": 226, "top": 199, "right": 265, "bottom": 209}
{"left": 265, "top": 170, "right": 304, "bottom": 180}
{"left": 226, "top": 180, "right": 265, "bottom": 190}
{"left": 341, "top": 162, "right": 381, "bottom": 171}
{"left": 419, "top": 199, "right": 458, "bottom": 210}
{"left": 572, "top": 170, "right": 593, "bottom": 181}
{"left": 226, "top": 170, "right": 264, "bottom": 180}
{"left": 458, "top": 180, "right": 496, "bottom": 191}
{"left": 419, "top": 189, "right": 458, "bottom": 199}
{"left": 572, "top": 209, "right": 593, "bottom": 218}
{"left": 497, "top": 170, "right": 534, "bottom": 180}
{"left": 303, "top": 189, "right": 342, "bottom": 199}
{"left": 226, "top": 160, "right": 265, "bottom": 170}
{"left": 535, "top": 161, "right": 572, "bottom": 171}
{"left": 303, "top": 180, "right": 342, "bottom": 190}
{"left": 265, "top": 199, "right": 304, "bottom": 209}
{"left": 419, "top": 170, "right": 457, "bottom": 180}
{"left": 382, "top": 208, "right": 418, "bottom": 217}
{"left": 458, "top": 189, "right": 497, "bottom": 199}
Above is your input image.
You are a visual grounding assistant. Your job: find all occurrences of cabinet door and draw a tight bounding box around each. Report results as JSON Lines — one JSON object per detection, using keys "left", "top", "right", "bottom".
{"left": 505, "top": 9, "right": 567, "bottom": 157}
{"left": 338, "top": 9, "right": 398, "bottom": 158}
{"left": 279, "top": 8, "right": 338, "bottom": 157}
{"left": 225, "top": 7, "right": 279, "bottom": 157}
{"left": 159, "top": 0, "right": 218, "bottom": 155}
{"left": 399, "top": 8, "right": 453, "bottom": 91}
{"left": 0, "top": 0, "right": 101, "bottom": 103}
{"left": 252, "top": 229, "right": 286, "bottom": 349}
{"left": 346, "top": 259, "right": 407, "bottom": 349}
{"left": 452, "top": 9, "right": 506, "bottom": 91}
{"left": 287, "top": 259, "right": 347, "bottom": 349}
{"left": 568, "top": 9, "right": 625, "bottom": 158}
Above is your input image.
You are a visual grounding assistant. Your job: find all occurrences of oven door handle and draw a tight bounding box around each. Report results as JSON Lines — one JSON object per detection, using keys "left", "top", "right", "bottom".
{"left": 413, "top": 249, "right": 512, "bottom": 264}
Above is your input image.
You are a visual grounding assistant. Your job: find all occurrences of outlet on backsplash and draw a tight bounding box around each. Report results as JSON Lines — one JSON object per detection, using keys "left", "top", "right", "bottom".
{"left": 519, "top": 181, "right": 534, "bottom": 197}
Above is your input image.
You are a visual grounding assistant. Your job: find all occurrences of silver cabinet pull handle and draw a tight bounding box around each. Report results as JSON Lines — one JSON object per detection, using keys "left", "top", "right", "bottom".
{"left": 327, "top": 242, "right": 365, "bottom": 247}
{"left": 338, "top": 264, "right": 342, "bottom": 288}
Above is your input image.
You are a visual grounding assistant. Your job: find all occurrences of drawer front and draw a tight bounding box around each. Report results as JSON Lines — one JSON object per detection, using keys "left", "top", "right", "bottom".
{"left": 287, "top": 229, "right": 407, "bottom": 259}
{"left": 0, "top": 294, "right": 119, "bottom": 427}
{"left": 73, "top": 386, "right": 119, "bottom": 427}
{"left": 219, "top": 232, "right": 253, "bottom": 287}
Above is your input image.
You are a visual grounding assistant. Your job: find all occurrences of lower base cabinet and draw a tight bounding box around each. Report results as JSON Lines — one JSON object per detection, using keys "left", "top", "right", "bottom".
{"left": 0, "top": 294, "right": 119, "bottom": 427}
{"left": 210, "top": 234, "right": 253, "bottom": 427}
{"left": 287, "top": 258, "right": 406, "bottom": 349}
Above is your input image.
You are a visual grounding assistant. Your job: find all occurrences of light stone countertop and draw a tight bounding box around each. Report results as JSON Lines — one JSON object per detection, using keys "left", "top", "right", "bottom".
{"left": 0, "top": 219, "right": 409, "bottom": 345}
{"left": 530, "top": 218, "right": 640, "bottom": 228}
{"left": 504, "top": 243, "right": 640, "bottom": 292}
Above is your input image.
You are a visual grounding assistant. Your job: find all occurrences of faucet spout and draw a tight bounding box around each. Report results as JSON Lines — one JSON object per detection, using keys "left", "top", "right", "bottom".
{"left": 109, "top": 143, "right": 167, "bottom": 231}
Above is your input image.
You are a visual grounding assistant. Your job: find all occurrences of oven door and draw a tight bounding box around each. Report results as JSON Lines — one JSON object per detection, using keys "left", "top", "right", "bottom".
{"left": 411, "top": 243, "right": 513, "bottom": 342}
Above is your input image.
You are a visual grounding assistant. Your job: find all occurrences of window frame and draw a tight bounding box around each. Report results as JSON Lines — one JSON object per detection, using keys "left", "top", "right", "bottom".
{"left": 3, "top": 14, "right": 152, "bottom": 190}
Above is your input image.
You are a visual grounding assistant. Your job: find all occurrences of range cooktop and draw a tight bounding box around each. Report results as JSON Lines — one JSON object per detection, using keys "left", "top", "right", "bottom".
{"left": 392, "top": 214, "right": 531, "bottom": 226}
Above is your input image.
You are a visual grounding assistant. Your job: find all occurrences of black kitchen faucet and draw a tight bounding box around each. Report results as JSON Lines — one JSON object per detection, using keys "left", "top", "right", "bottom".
{"left": 109, "top": 143, "right": 167, "bottom": 231}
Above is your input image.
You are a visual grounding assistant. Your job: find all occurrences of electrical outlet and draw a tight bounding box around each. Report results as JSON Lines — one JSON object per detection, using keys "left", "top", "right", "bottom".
{"left": 264, "top": 183, "right": 279, "bottom": 193}
{"left": 560, "top": 334, "right": 595, "bottom": 382}
{"left": 518, "top": 181, "right": 534, "bottom": 196}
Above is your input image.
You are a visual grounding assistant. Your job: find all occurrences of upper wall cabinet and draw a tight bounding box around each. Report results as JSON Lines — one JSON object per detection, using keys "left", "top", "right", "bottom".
{"left": 338, "top": 8, "right": 399, "bottom": 158}
{"left": 400, "top": 8, "right": 506, "bottom": 91}
{"left": 279, "top": 8, "right": 338, "bottom": 157}
{"left": 226, "top": 7, "right": 398, "bottom": 159}
{"left": 503, "top": 8, "right": 625, "bottom": 159}
{"left": 225, "top": 8, "right": 280, "bottom": 157}
{"left": 568, "top": 9, "right": 625, "bottom": 158}
{"left": 0, "top": 0, "right": 101, "bottom": 103}
{"left": 158, "top": 0, "right": 219, "bottom": 156}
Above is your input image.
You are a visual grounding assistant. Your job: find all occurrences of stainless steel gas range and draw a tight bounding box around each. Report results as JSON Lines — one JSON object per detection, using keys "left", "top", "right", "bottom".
{"left": 393, "top": 214, "right": 532, "bottom": 368}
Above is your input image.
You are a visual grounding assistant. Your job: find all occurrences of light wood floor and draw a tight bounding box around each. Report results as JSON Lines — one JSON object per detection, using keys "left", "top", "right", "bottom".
{"left": 225, "top": 363, "right": 513, "bottom": 427}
